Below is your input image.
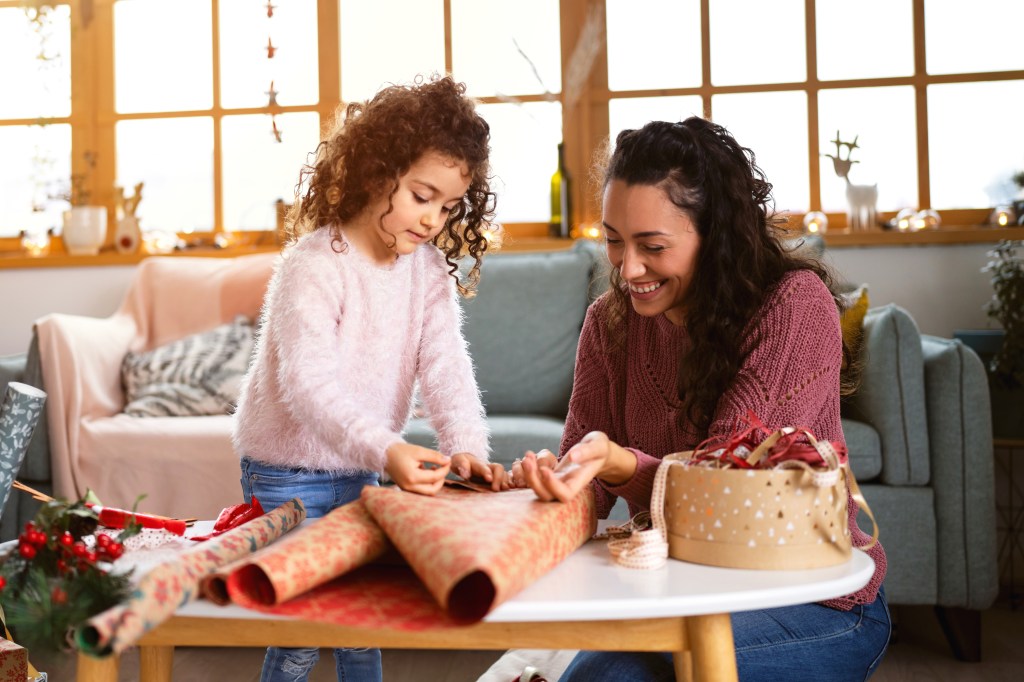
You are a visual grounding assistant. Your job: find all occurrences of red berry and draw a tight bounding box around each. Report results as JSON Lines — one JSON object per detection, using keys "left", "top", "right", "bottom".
{"left": 56, "top": 559, "right": 68, "bottom": 573}
{"left": 51, "top": 586, "right": 68, "bottom": 604}
{"left": 60, "top": 532, "right": 74, "bottom": 547}
{"left": 23, "top": 522, "right": 35, "bottom": 534}
{"left": 0, "top": 576, "right": 6, "bottom": 591}
{"left": 107, "top": 542, "right": 124, "bottom": 559}
{"left": 30, "top": 530, "right": 47, "bottom": 546}
{"left": 96, "top": 533, "right": 111, "bottom": 548}
{"left": 85, "top": 550, "right": 98, "bottom": 563}
{"left": 19, "top": 544, "right": 36, "bottom": 560}
{"left": 72, "top": 543, "right": 88, "bottom": 558}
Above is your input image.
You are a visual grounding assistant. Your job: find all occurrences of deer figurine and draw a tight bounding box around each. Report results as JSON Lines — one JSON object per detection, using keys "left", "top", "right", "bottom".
{"left": 825, "top": 132, "right": 878, "bottom": 231}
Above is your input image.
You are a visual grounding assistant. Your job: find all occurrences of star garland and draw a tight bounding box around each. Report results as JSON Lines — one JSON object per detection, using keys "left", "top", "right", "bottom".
{"left": 265, "top": 1, "right": 281, "bottom": 142}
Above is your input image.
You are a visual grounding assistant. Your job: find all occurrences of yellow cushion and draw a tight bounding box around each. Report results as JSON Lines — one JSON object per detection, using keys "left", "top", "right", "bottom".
{"left": 840, "top": 284, "right": 870, "bottom": 365}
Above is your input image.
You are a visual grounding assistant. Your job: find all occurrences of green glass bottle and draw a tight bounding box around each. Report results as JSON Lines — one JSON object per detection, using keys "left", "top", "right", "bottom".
{"left": 549, "top": 142, "right": 572, "bottom": 238}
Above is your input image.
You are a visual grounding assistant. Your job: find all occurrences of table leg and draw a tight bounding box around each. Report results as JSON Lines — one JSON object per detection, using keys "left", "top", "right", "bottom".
{"left": 686, "top": 613, "right": 738, "bottom": 682}
{"left": 76, "top": 651, "right": 119, "bottom": 682}
{"left": 140, "top": 645, "right": 175, "bottom": 682}
{"left": 672, "top": 616, "right": 693, "bottom": 682}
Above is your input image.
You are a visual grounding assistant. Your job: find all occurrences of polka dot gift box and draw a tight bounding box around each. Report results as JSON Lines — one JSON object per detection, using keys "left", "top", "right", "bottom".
{"left": 651, "top": 419, "right": 878, "bottom": 571}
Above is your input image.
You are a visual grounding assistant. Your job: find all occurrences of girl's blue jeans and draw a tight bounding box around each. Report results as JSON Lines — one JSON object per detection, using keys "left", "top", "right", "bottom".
{"left": 240, "top": 456, "right": 383, "bottom": 682}
{"left": 560, "top": 586, "right": 891, "bottom": 682}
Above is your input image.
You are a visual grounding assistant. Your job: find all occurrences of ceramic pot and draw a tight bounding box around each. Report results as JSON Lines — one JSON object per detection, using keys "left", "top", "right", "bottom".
{"left": 63, "top": 206, "right": 108, "bottom": 256}
{"left": 115, "top": 215, "right": 142, "bottom": 254}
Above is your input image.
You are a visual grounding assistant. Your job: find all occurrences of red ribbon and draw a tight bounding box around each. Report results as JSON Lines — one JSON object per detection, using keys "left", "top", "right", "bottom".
{"left": 190, "top": 497, "right": 266, "bottom": 542}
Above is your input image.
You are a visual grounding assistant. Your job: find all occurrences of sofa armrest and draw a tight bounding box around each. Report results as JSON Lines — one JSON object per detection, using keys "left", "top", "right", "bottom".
{"left": 921, "top": 335, "right": 998, "bottom": 610}
{"left": 35, "top": 311, "right": 137, "bottom": 501}
{"left": 844, "top": 304, "right": 930, "bottom": 485}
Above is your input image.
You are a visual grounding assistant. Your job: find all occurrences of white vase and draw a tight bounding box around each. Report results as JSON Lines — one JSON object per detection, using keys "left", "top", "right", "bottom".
{"left": 115, "top": 215, "right": 142, "bottom": 254}
{"left": 63, "top": 206, "right": 108, "bottom": 256}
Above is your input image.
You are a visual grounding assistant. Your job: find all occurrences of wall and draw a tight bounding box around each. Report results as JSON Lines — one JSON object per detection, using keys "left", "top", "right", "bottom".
{"left": 0, "top": 242, "right": 1003, "bottom": 357}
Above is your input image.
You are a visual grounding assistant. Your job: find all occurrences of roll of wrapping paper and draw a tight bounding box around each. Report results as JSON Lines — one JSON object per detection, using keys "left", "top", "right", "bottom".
{"left": 225, "top": 486, "right": 597, "bottom": 628}
{"left": 207, "top": 498, "right": 390, "bottom": 607}
{"left": 75, "top": 497, "right": 306, "bottom": 657}
{"left": 0, "top": 382, "right": 46, "bottom": 513}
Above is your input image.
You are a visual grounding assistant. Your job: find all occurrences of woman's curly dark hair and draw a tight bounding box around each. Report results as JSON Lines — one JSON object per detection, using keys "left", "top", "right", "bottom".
{"left": 288, "top": 75, "right": 496, "bottom": 296}
{"left": 601, "top": 118, "right": 855, "bottom": 433}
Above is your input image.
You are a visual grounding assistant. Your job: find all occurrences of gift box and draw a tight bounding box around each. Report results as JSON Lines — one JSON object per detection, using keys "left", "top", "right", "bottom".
{"left": 0, "top": 638, "right": 28, "bottom": 682}
{"left": 653, "top": 424, "right": 875, "bottom": 570}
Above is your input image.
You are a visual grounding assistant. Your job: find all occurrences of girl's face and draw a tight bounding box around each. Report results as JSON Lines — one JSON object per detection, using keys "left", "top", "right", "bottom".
{"left": 602, "top": 180, "right": 701, "bottom": 325}
{"left": 364, "top": 151, "right": 470, "bottom": 262}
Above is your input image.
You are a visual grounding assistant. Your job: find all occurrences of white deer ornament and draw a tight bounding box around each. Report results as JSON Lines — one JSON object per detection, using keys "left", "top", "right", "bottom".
{"left": 825, "top": 133, "right": 878, "bottom": 231}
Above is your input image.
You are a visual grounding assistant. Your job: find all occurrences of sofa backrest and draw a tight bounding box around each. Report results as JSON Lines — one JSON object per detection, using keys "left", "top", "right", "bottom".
{"left": 460, "top": 241, "right": 603, "bottom": 418}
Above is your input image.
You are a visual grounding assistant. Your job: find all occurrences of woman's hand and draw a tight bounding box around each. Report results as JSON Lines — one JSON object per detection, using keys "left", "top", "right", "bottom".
{"left": 520, "top": 432, "right": 636, "bottom": 503}
{"left": 451, "top": 452, "right": 509, "bottom": 491}
{"left": 508, "top": 449, "right": 558, "bottom": 488}
{"left": 385, "top": 442, "right": 451, "bottom": 495}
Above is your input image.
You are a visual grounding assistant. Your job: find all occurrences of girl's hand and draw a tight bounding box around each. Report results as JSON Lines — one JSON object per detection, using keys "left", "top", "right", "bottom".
{"left": 451, "top": 452, "right": 508, "bottom": 491}
{"left": 522, "top": 432, "right": 636, "bottom": 503}
{"left": 385, "top": 442, "right": 451, "bottom": 495}
{"left": 508, "top": 449, "right": 558, "bottom": 489}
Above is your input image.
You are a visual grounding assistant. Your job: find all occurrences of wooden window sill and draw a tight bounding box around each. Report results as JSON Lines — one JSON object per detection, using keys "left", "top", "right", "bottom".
{"left": 817, "top": 225, "right": 1024, "bottom": 248}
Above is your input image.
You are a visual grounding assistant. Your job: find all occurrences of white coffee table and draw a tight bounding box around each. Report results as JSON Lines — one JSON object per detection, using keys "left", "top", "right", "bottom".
{"left": 77, "top": 525, "right": 874, "bottom": 682}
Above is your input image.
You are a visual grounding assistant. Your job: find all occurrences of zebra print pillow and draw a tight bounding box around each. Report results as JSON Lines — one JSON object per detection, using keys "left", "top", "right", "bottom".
{"left": 121, "top": 316, "right": 255, "bottom": 417}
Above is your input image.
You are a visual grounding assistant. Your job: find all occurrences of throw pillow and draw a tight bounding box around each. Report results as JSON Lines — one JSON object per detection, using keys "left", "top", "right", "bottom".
{"left": 840, "top": 284, "right": 870, "bottom": 365}
{"left": 121, "top": 316, "right": 255, "bottom": 417}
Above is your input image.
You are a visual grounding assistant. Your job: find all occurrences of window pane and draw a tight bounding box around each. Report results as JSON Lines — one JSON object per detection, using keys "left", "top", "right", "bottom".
{"left": 711, "top": 92, "right": 809, "bottom": 213}
{"left": 606, "top": 0, "right": 701, "bottom": 91}
{"left": 115, "top": 0, "right": 212, "bottom": 113}
{"left": 221, "top": 113, "right": 321, "bottom": 231}
{"left": 0, "top": 124, "right": 70, "bottom": 238}
{"left": 477, "top": 102, "right": 562, "bottom": 224}
{"left": 0, "top": 5, "right": 70, "bottom": 118}
{"left": 116, "top": 118, "right": 214, "bottom": 232}
{"left": 818, "top": 87, "right": 917, "bottom": 213}
{"left": 926, "top": 0, "right": 1024, "bottom": 75}
{"left": 609, "top": 96, "right": 704, "bottom": 140}
{"left": 220, "top": 0, "right": 318, "bottom": 108}
{"left": 452, "top": 0, "right": 561, "bottom": 98}
{"left": 928, "top": 81, "right": 1024, "bottom": 209}
{"left": 340, "top": 0, "right": 445, "bottom": 103}
{"left": 817, "top": 0, "right": 913, "bottom": 80}
{"left": 710, "top": 0, "right": 805, "bottom": 86}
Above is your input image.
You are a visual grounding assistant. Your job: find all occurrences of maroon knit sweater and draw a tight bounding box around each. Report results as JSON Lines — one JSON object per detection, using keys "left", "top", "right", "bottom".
{"left": 561, "top": 269, "right": 886, "bottom": 610}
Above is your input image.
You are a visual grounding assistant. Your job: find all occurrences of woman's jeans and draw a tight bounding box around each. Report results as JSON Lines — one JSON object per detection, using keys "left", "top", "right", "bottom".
{"left": 560, "top": 586, "right": 892, "bottom": 682}
{"left": 240, "top": 456, "right": 382, "bottom": 682}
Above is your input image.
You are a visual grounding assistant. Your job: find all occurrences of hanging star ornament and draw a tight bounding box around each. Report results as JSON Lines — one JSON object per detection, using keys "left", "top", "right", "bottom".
{"left": 271, "top": 115, "right": 282, "bottom": 143}
{"left": 266, "top": 1, "right": 276, "bottom": 18}
{"left": 266, "top": 36, "right": 277, "bottom": 59}
{"left": 265, "top": 80, "right": 279, "bottom": 107}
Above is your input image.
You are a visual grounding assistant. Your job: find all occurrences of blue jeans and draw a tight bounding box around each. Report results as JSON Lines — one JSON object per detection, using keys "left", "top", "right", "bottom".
{"left": 560, "top": 586, "right": 891, "bottom": 682}
{"left": 240, "top": 456, "right": 383, "bottom": 682}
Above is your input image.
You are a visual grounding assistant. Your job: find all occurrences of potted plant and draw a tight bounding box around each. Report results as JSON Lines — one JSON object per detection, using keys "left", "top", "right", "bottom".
{"left": 967, "top": 240, "right": 1024, "bottom": 439}
{"left": 58, "top": 151, "right": 108, "bottom": 256}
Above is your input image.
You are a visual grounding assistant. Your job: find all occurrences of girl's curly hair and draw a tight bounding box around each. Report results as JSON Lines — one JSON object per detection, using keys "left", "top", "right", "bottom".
{"left": 288, "top": 75, "right": 496, "bottom": 296}
{"left": 601, "top": 118, "right": 856, "bottom": 433}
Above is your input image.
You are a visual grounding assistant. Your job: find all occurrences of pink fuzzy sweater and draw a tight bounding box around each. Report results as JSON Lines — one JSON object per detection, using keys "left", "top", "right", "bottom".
{"left": 233, "top": 228, "right": 489, "bottom": 475}
{"left": 562, "top": 269, "right": 886, "bottom": 609}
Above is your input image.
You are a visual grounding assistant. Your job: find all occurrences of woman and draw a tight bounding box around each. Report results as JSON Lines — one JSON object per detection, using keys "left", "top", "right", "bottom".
{"left": 514, "top": 118, "right": 890, "bottom": 681}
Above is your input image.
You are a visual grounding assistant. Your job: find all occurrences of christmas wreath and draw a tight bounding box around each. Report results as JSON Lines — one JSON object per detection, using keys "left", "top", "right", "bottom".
{"left": 0, "top": 496, "right": 141, "bottom": 653}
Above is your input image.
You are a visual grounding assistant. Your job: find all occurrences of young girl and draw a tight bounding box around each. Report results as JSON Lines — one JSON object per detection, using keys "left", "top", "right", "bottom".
{"left": 232, "top": 75, "right": 504, "bottom": 682}
{"left": 514, "top": 118, "right": 889, "bottom": 680}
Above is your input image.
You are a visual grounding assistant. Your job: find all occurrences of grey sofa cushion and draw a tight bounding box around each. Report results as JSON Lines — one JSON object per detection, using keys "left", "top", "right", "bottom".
{"left": 844, "top": 304, "right": 929, "bottom": 486}
{"left": 859, "top": 483, "right": 937, "bottom": 605}
{"left": 461, "top": 242, "right": 599, "bottom": 418}
{"left": 405, "top": 414, "right": 566, "bottom": 468}
{"left": 841, "top": 417, "right": 882, "bottom": 481}
{"left": 921, "top": 335, "right": 998, "bottom": 609}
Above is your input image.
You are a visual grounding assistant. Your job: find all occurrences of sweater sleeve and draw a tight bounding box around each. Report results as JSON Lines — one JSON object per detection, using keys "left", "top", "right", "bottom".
{"left": 559, "top": 299, "right": 620, "bottom": 519}
{"left": 267, "top": 249, "right": 402, "bottom": 471}
{"left": 416, "top": 252, "right": 490, "bottom": 459}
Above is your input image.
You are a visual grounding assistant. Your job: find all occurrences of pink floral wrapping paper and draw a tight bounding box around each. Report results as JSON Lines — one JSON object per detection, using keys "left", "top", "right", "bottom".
{"left": 209, "top": 499, "right": 391, "bottom": 607}
{"left": 75, "top": 498, "right": 306, "bottom": 656}
{"left": 226, "top": 486, "right": 597, "bottom": 629}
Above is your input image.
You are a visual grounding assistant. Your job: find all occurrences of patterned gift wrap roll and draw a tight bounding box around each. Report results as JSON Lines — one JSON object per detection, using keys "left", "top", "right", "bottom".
{"left": 75, "top": 497, "right": 306, "bottom": 656}
{"left": 0, "top": 382, "right": 46, "bottom": 511}
{"left": 362, "top": 486, "right": 597, "bottom": 623}
{"left": 214, "top": 499, "right": 391, "bottom": 607}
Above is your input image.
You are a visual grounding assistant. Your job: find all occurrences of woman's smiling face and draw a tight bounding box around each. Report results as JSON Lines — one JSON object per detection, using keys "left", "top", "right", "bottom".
{"left": 602, "top": 180, "right": 702, "bottom": 325}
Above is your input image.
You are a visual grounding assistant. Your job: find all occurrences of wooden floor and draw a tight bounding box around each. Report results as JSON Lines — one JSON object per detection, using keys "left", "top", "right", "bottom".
{"left": 30, "top": 600, "right": 1024, "bottom": 681}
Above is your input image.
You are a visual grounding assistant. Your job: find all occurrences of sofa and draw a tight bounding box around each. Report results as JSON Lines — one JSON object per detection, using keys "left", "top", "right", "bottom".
{"left": 13, "top": 241, "right": 604, "bottom": 523}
